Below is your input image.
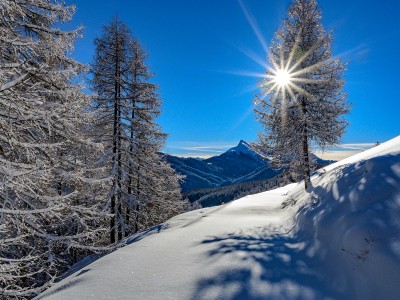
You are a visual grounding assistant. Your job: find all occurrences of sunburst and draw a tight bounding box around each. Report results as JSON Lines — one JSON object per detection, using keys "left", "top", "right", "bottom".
{"left": 261, "top": 36, "right": 333, "bottom": 108}
{"left": 272, "top": 69, "right": 292, "bottom": 88}
{"left": 236, "top": 1, "right": 331, "bottom": 105}
{"left": 235, "top": 0, "right": 344, "bottom": 129}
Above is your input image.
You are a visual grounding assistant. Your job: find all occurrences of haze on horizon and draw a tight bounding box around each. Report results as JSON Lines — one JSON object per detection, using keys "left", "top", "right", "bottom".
{"left": 167, "top": 140, "right": 376, "bottom": 161}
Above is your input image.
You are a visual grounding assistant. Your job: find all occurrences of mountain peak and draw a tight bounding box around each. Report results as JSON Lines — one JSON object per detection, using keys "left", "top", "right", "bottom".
{"left": 238, "top": 140, "right": 249, "bottom": 147}
{"left": 228, "top": 140, "right": 256, "bottom": 157}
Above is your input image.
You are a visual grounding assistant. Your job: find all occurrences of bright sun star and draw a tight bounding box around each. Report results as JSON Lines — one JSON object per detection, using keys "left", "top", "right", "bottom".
{"left": 274, "top": 69, "right": 292, "bottom": 87}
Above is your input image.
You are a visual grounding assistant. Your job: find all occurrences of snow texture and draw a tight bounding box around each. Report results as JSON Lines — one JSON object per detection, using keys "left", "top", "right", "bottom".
{"left": 37, "top": 136, "right": 400, "bottom": 300}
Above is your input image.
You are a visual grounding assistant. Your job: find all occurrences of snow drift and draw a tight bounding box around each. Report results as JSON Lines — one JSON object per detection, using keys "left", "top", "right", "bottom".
{"left": 288, "top": 136, "right": 400, "bottom": 299}
{"left": 37, "top": 136, "right": 400, "bottom": 300}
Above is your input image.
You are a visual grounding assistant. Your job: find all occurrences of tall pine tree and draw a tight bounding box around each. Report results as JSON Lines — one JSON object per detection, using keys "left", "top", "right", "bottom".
{"left": 255, "top": 0, "right": 349, "bottom": 189}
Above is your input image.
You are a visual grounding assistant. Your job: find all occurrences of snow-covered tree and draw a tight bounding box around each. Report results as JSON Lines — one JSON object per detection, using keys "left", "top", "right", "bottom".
{"left": 255, "top": 0, "right": 349, "bottom": 189}
{"left": 91, "top": 17, "right": 185, "bottom": 243}
{"left": 0, "top": 1, "right": 108, "bottom": 297}
{"left": 123, "top": 40, "right": 185, "bottom": 235}
{"left": 91, "top": 16, "right": 132, "bottom": 244}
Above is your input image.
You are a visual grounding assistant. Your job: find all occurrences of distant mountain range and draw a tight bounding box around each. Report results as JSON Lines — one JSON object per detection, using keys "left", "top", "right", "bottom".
{"left": 165, "top": 140, "right": 334, "bottom": 193}
{"left": 165, "top": 140, "right": 278, "bottom": 192}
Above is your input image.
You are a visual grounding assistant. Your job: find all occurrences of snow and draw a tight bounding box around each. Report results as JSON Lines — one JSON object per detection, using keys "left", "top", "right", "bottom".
{"left": 228, "top": 140, "right": 259, "bottom": 158}
{"left": 37, "top": 136, "right": 400, "bottom": 300}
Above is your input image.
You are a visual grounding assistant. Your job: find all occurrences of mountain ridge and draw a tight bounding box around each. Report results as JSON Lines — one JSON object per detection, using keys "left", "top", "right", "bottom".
{"left": 165, "top": 140, "right": 333, "bottom": 192}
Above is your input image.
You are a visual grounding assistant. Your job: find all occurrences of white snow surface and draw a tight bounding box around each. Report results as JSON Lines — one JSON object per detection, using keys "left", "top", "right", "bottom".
{"left": 37, "top": 136, "right": 400, "bottom": 300}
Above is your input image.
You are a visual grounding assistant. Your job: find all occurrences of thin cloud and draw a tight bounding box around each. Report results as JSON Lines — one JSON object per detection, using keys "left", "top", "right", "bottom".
{"left": 180, "top": 148, "right": 226, "bottom": 153}
{"left": 335, "top": 143, "right": 376, "bottom": 151}
{"left": 315, "top": 150, "right": 362, "bottom": 161}
{"left": 164, "top": 142, "right": 236, "bottom": 157}
{"left": 171, "top": 153, "right": 212, "bottom": 159}
{"left": 315, "top": 143, "right": 376, "bottom": 161}
{"left": 337, "top": 43, "right": 369, "bottom": 60}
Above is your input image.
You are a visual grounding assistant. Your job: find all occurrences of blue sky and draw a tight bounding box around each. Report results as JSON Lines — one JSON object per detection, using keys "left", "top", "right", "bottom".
{"left": 67, "top": 0, "right": 400, "bottom": 158}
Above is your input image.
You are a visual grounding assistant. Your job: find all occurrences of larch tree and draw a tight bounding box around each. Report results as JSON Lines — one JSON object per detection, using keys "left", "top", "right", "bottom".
{"left": 0, "top": 0, "right": 107, "bottom": 298}
{"left": 125, "top": 40, "right": 187, "bottom": 235}
{"left": 92, "top": 17, "right": 132, "bottom": 244}
{"left": 91, "top": 18, "right": 185, "bottom": 243}
{"left": 255, "top": 0, "right": 349, "bottom": 189}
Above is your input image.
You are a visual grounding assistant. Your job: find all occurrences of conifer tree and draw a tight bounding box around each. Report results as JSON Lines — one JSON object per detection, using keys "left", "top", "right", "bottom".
{"left": 0, "top": 0, "right": 107, "bottom": 297}
{"left": 92, "top": 16, "right": 132, "bottom": 244}
{"left": 255, "top": 0, "right": 349, "bottom": 189}
{"left": 91, "top": 18, "right": 185, "bottom": 243}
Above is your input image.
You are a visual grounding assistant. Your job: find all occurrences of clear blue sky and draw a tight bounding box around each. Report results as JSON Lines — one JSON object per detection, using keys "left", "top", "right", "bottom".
{"left": 67, "top": 0, "right": 400, "bottom": 157}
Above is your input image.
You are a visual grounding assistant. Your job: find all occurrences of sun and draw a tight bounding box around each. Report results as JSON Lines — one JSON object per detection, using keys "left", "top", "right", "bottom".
{"left": 274, "top": 69, "right": 292, "bottom": 87}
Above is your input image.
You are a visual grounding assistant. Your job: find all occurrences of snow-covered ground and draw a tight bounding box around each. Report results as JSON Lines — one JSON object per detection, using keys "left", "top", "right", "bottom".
{"left": 37, "top": 136, "right": 400, "bottom": 300}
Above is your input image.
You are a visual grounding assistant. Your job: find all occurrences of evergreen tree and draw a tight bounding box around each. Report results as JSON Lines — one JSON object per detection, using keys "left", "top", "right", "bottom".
{"left": 255, "top": 0, "right": 349, "bottom": 189}
{"left": 0, "top": 0, "right": 107, "bottom": 297}
{"left": 91, "top": 18, "right": 185, "bottom": 243}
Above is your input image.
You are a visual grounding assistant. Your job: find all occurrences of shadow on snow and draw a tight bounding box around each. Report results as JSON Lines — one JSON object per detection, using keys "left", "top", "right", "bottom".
{"left": 191, "top": 228, "right": 338, "bottom": 300}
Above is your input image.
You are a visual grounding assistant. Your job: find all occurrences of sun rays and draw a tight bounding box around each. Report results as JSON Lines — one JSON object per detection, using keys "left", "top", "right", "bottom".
{"left": 228, "top": 0, "right": 344, "bottom": 132}
{"left": 236, "top": 0, "right": 338, "bottom": 107}
{"left": 261, "top": 37, "right": 333, "bottom": 108}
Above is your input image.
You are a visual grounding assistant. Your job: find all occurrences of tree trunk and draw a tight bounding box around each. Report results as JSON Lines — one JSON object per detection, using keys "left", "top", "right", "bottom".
{"left": 117, "top": 119, "right": 123, "bottom": 241}
{"left": 303, "top": 133, "right": 311, "bottom": 190}
{"left": 110, "top": 93, "right": 117, "bottom": 243}
{"left": 111, "top": 30, "right": 121, "bottom": 244}
{"left": 126, "top": 67, "right": 137, "bottom": 237}
{"left": 301, "top": 94, "right": 311, "bottom": 190}
{"left": 116, "top": 40, "right": 123, "bottom": 242}
{"left": 110, "top": 90, "right": 117, "bottom": 243}
{"left": 134, "top": 204, "right": 139, "bottom": 233}
{"left": 134, "top": 166, "right": 140, "bottom": 233}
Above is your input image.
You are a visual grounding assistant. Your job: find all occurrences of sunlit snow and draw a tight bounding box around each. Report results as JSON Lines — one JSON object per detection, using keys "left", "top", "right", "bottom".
{"left": 37, "top": 136, "right": 400, "bottom": 300}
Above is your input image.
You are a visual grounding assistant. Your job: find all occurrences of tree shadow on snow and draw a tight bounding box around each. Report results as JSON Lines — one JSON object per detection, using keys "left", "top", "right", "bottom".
{"left": 297, "top": 153, "right": 400, "bottom": 252}
{"left": 191, "top": 227, "right": 339, "bottom": 300}
{"left": 293, "top": 153, "right": 400, "bottom": 299}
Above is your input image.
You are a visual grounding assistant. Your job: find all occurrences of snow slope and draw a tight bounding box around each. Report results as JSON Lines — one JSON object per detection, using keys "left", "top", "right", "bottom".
{"left": 287, "top": 136, "right": 400, "bottom": 299}
{"left": 37, "top": 136, "right": 400, "bottom": 300}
